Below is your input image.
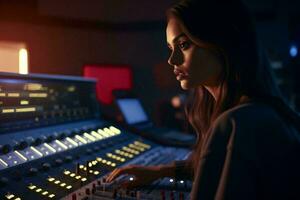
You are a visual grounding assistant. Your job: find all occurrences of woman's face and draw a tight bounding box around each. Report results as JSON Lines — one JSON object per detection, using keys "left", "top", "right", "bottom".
{"left": 166, "top": 17, "right": 223, "bottom": 90}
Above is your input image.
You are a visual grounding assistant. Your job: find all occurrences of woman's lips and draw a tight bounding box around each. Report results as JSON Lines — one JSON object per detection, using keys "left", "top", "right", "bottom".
{"left": 174, "top": 68, "right": 189, "bottom": 81}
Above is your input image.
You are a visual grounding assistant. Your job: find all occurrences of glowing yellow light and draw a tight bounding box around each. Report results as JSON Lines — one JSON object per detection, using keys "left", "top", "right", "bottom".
{"left": 60, "top": 183, "right": 66, "bottom": 187}
{"left": 15, "top": 198, "right": 21, "bottom": 200}
{"left": 54, "top": 180, "right": 60, "bottom": 184}
{"left": 48, "top": 194, "right": 55, "bottom": 198}
{"left": 28, "top": 184, "right": 36, "bottom": 190}
{"left": 36, "top": 188, "right": 42, "bottom": 193}
{"left": 14, "top": 150, "right": 27, "bottom": 161}
{"left": 55, "top": 140, "right": 68, "bottom": 150}
{"left": 20, "top": 100, "right": 29, "bottom": 105}
{"left": 109, "top": 126, "right": 121, "bottom": 134}
{"left": 30, "top": 146, "right": 43, "bottom": 157}
{"left": 90, "top": 131, "right": 103, "bottom": 139}
{"left": 111, "top": 163, "right": 116, "bottom": 167}
{"left": 97, "top": 129, "right": 109, "bottom": 137}
{"left": 66, "top": 137, "right": 78, "bottom": 146}
{"left": 47, "top": 177, "right": 55, "bottom": 182}
{"left": 15, "top": 107, "right": 36, "bottom": 113}
{"left": 70, "top": 173, "right": 76, "bottom": 177}
{"left": 5, "top": 194, "right": 15, "bottom": 199}
{"left": 8, "top": 93, "right": 20, "bottom": 97}
{"left": 81, "top": 178, "right": 87, "bottom": 182}
{"left": 42, "top": 191, "right": 49, "bottom": 195}
{"left": 93, "top": 171, "right": 99, "bottom": 175}
{"left": 64, "top": 170, "right": 71, "bottom": 175}
{"left": 24, "top": 83, "right": 43, "bottom": 91}
{"left": 2, "top": 109, "right": 15, "bottom": 113}
{"left": 103, "top": 128, "right": 114, "bottom": 136}
{"left": 29, "top": 93, "right": 47, "bottom": 98}
{"left": 83, "top": 132, "right": 96, "bottom": 142}
{"left": 0, "top": 93, "right": 6, "bottom": 97}
{"left": 0, "top": 158, "right": 8, "bottom": 167}
{"left": 19, "top": 48, "right": 28, "bottom": 74}
{"left": 44, "top": 143, "right": 56, "bottom": 153}
{"left": 75, "top": 135, "right": 87, "bottom": 144}
{"left": 66, "top": 185, "right": 72, "bottom": 190}
{"left": 75, "top": 175, "right": 81, "bottom": 180}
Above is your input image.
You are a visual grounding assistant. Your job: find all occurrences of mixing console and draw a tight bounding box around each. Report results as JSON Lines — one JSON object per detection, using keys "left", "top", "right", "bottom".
{"left": 0, "top": 72, "right": 192, "bottom": 200}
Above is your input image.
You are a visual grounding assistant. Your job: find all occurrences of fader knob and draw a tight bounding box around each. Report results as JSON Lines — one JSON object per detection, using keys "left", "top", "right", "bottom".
{"left": 55, "top": 159, "right": 63, "bottom": 166}
{"left": 0, "top": 177, "right": 8, "bottom": 187}
{"left": 58, "top": 133, "right": 66, "bottom": 140}
{"left": 33, "top": 138, "right": 42, "bottom": 146}
{"left": 42, "top": 163, "right": 51, "bottom": 171}
{"left": 14, "top": 140, "right": 28, "bottom": 150}
{"left": 28, "top": 168, "right": 38, "bottom": 176}
{"left": 46, "top": 135, "right": 54, "bottom": 143}
{"left": 0, "top": 144, "right": 12, "bottom": 154}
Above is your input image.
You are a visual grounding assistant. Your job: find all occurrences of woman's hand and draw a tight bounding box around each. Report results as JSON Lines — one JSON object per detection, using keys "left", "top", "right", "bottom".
{"left": 106, "top": 165, "right": 164, "bottom": 189}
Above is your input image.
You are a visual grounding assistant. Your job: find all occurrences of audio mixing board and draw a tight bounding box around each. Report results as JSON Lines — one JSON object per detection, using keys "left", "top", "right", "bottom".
{"left": 0, "top": 72, "right": 192, "bottom": 200}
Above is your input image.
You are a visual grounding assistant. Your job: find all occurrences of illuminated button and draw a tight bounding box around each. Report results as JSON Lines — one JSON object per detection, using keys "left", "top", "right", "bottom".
{"left": 66, "top": 185, "right": 72, "bottom": 190}
{"left": 48, "top": 194, "right": 55, "bottom": 198}
{"left": 83, "top": 133, "right": 96, "bottom": 142}
{"left": 65, "top": 137, "right": 79, "bottom": 147}
{"left": 81, "top": 178, "right": 87, "bottom": 182}
{"left": 60, "top": 183, "right": 66, "bottom": 187}
{"left": 0, "top": 144, "right": 12, "bottom": 154}
{"left": 111, "top": 163, "right": 116, "bottom": 167}
{"left": 42, "top": 162, "right": 51, "bottom": 171}
{"left": 54, "top": 180, "right": 60, "bottom": 184}
{"left": 90, "top": 131, "right": 103, "bottom": 140}
{"left": 42, "top": 191, "right": 49, "bottom": 195}
{"left": 36, "top": 188, "right": 42, "bottom": 192}
{"left": 103, "top": 128, "right": 114, "bottom": 136}
{"left": 64, "top": 170, "right": 71, "bottom": 175}
{"left": 28, "top": 184, "right": 37, "bottom": 190}
{"left": 54, "top": 140, "right": 68, "bottom": 150}
{"left": 74, "top": 135, "right": 88, "bottom": 144}
{"left": 109, "top": 126, "right": 121, "bottom": 134}
{"left": 47, "top": 177, "right": 55, "bottom": 182}
{"left": 5, "top": 193, "right": 15, "bottom": 199}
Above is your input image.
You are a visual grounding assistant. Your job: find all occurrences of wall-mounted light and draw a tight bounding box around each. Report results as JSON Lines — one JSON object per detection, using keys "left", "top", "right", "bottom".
{"left": 19, "top": 48, "right": 28, "bottom": 74}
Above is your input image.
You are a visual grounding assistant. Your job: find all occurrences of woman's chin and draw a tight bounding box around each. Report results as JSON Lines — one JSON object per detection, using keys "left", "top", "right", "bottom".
{"left": 180, "top": 80, "right": 190, "bottom": 90}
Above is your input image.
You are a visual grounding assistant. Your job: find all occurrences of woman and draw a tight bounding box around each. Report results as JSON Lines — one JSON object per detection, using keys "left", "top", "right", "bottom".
{"left": 107, "top": 0, "right": 300, "bottom": 199}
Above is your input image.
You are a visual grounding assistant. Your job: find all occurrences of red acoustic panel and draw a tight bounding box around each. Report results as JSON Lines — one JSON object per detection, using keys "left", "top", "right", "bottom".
{"left": 83, "top": 65, "right": 133, "bottom": 104}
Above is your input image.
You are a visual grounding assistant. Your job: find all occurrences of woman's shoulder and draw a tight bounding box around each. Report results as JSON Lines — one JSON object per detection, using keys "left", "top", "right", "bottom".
{"left": 216, "top": 101, "right": 280, "bottom": 127}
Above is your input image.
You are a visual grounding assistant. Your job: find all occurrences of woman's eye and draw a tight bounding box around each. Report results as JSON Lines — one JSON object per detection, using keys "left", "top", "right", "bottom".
{"left": 178, "top": 41, "right": 190, "bottom": 50}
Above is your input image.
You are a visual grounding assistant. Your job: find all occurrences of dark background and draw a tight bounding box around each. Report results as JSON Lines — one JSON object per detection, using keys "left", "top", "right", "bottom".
{"left": 0, "top": 0, "right": 299, "bottom": 127}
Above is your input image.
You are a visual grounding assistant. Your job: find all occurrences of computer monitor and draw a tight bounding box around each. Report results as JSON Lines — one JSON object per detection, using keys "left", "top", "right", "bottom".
{"left": 116, "top": 98, "right": 148, "bottom": 125}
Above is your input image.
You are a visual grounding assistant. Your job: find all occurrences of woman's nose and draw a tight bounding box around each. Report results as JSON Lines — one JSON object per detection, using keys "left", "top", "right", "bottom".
{"left": 168, "top": 50, "right": 182, "bottom": 66}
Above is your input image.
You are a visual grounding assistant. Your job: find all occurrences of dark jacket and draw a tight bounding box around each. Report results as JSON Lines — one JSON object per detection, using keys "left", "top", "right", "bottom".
{"left": 174, "top": 102, "right": 300, "bottom": 200}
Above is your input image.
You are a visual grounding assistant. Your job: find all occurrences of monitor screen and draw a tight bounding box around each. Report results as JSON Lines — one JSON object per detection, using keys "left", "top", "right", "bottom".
{"left": 116, "top": 98, "right": 148, "bottom": 125}
{"left": 0, "top": 73, "right": 99, "bottom": 134}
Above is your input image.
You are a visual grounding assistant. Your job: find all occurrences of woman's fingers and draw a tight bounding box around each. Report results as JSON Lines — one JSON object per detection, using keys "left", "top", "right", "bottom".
{"left": 120, "top": 178, "right": 142, "bottom": 190}
{"left": 106, "top": 165, "right": 139, "bottom": 182}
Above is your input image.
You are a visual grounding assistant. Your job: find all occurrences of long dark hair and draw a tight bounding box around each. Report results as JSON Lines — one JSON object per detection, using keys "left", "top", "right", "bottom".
{"left": 166, "top": 0, "right": 299, "bottom": 171}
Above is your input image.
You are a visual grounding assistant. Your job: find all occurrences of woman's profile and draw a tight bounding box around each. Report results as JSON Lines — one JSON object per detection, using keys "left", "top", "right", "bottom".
{"left": 107, "top": 0, "right": 300, "bottom": 199}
